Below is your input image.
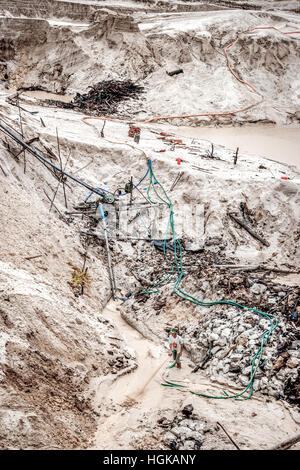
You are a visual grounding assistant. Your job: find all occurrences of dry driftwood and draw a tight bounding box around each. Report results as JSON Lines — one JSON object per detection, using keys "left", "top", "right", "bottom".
{"left": 228, "top": 212, "right": 270, "bottom": 247}
{"left": 215, "top": 264, "right": 260, "bottom": 271}
{"left": 269, "top": 433, "right": 300, "bottom": 450}
{"left": 24, "top": 254, "right": 43, "bottom": 261}
{"left": 215, "top": 264, "right": 299, "bottom": 274}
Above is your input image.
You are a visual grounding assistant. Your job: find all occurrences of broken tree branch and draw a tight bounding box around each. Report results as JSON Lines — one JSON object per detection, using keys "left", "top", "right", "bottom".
{"left": 40, "top": 142, "right": 58, "bottom": 161}
{"left": 269, "top": 433, "right": 300, "bottom": 450}
{"left": 43, "top": 189, "right": 69, "bottom": 223}
{"left": 214, "top": 264, "right": 299, "bottom": 274}
{"left": 24, "top": 254, "right": 43, "bottom": 261}
{"left": 14, "top": 137, "right": 39, "bottom": 158}
{"left": 73, "top": 158, "right": 93, "bottom": 175}
{"left": 0, "top": 162, "right": 7, "bottom": 177}
{"left": 228, "top": 212, "right": 270, "bottom": 247}
{"left": 101, "top": 120, "right": 106, "bottom": 137}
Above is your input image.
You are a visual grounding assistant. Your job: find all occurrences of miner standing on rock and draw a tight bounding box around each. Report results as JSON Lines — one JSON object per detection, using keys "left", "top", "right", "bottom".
{"left": 168, "top": 328, "right": 183, "bottom": 368}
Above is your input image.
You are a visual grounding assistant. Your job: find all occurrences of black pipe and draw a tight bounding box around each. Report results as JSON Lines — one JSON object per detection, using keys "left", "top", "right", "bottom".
{"left": 0, "top": 121, "right": 107, "bottom": 198}
{"left": 167, "top": 69, "right": 184, "bottom": 76}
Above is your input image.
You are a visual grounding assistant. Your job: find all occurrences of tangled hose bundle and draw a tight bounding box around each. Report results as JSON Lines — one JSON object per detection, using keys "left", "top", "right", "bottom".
{"left": 82, "top": 114, "right": 279, "bottom": 401}
{"left": 142, "top": 164, "right": 278, "bottom": 401}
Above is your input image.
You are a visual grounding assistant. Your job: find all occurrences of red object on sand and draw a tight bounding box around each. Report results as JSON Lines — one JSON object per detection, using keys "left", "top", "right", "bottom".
{"left": 281, "top": 177, "right": 289, "bottom": 180}
{"left": 128, "top": 125, "right": 141, "bottom": 137}
{"left": 177, "top": 158, "right": 181, "bottom": 165}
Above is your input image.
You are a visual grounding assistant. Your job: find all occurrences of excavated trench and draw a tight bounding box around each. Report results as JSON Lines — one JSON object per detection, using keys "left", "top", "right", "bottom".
{"left": 0, "top": 0, "right": 299, "bottom": 451}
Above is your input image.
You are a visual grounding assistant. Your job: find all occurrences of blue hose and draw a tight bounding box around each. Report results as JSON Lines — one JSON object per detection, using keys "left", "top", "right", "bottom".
{"left": 85, "top": 161, "right": 152, "bottom": 202}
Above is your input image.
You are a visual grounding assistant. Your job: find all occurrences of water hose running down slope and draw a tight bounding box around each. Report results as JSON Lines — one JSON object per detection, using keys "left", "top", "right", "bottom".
{"left": 82, "top": 119, "right": 278, "bottom": 401}
{"left": 144, "top": 165, "right": 277, "bottom": 400}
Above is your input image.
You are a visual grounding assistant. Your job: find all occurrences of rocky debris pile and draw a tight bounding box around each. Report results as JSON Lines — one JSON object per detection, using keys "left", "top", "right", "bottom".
{"left": 69, "top": 170, "right": 300, "bottom": 405}
{"left": 159, "top": 404, "right": 206, "bottom": 450}
{"left": 183, "top": 303, "right": 299, "bottom": 401}
{"left": 129, "top": 404, "right": 209, "bottom": 450}
{"left": 103, "top": 339, "right": 137, "bottom": 376}
{"left": 50, "top": 80, "right": 145, "bottom": 116}
{"left": 130, "top": 402, "right": 247, "bottom": 450}
{"left": 118, "top": 241, "right": 299, "bottom": 403}
{"left": 156, "top": 403, "right": 240, "bottom": 450}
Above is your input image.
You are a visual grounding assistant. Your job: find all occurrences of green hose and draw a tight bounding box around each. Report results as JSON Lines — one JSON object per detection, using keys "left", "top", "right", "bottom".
{"left": 141, "top": 164, "right": 277, "bottom": 401}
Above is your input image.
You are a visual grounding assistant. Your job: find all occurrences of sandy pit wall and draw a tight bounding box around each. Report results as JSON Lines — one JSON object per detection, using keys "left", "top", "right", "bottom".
{"left": 0, "top": 103, "right": 138, "bottom": 449}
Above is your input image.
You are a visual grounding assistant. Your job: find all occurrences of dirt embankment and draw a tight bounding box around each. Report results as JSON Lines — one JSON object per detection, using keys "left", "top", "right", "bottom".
{"left": 1, "top": 8, "right": 300, "bottom": 125}
{"left": 0, "top": 103, "right": 138, "bottom": 449}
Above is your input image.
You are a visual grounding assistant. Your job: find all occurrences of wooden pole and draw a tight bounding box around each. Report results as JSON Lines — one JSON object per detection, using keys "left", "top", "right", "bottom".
{"left": 130, "top": 176, "right": 133, "bottom": 206}
{"left": 216, "top": 422, "right": 241, "bottom": 450}
{"left": 17, "top": 98, "right": 26, "bottom": 173}
{"left": 56, "top": 128, "right": 68, "bottom": 209}
{"left": 101, "top": 120, "right": 106, "bottom": 138}
{"left": 234, "top": 147, "right": 239, "bottom": 165}
{"left": 99, "top": 204, "right": 116, "bottom": 299}
{"left": 49, "top": 130, "right": 69, "bottom": 211}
